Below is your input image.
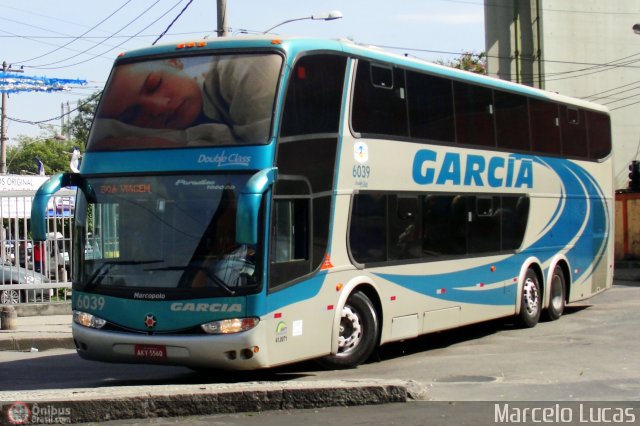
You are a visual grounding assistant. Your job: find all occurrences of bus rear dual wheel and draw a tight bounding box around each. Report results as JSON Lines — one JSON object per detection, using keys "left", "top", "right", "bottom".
{"left": 518, "top": 266, "right": 565, "bottom": 327}
{"left": 318, "top": 290, "right": 379, "bottom": 369}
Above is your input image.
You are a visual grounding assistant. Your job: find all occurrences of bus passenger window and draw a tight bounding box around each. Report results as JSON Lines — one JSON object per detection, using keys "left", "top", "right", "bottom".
{"left": 370, "top": 64, "right": 394, "bottom": 89}
{"left": 269, "top": 198, "right": 312, "bottom": 288}
{"left": 271, "top": 199, "right": 309, "bottom": 263}
{"left": 422, "top": 195, "right": 467, "bottom": 257}
{"left": 280, "top": 54, "right": 347, "bottom": 137}
{"left": 406, "top": 71, "right": 456, "bottom": 143}
{"left": 561, "top": 106, "right": 587, "bottom": 158}
{"left": 352, "top": 61, "right": 408, "bottom": 138}
{"left": 495, "top": 91, "right": 530, "bottom": 151}
{"left": 453, "top": 81, "right": 495, "bottom": 148}
{"left": 349, "top": 193, "right": 387, "bottom": 263}
{"left": 530, "top": 99, "right": 561, "bottom": 155}
{"left": 501, "top": 196, "right": 529, "bottom": 250}
{"left": 389, "top": 196, "right": 421, "bottom": 260}
{"left": 468, "top": 196, "right": 500, "bottom": 254}
{"left": 586, "top": 111, "right": 612, "bottom": 160}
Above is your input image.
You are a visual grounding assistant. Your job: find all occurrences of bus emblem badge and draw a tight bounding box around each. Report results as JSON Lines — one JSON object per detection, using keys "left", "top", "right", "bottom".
{"left": 144, "top": 314, "right": 157, "bottom": 329}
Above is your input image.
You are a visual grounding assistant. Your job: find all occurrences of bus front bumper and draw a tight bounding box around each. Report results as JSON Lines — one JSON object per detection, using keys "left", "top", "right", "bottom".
{"left": 72, "top": 322, "right": 269, "bottom": 370}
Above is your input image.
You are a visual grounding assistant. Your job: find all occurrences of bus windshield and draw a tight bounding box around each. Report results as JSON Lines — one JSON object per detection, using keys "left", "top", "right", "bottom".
{"left": 87, "top": 53, "right": 283, "bottom": 151}
{"left": 73, "top": 174, "right": 261, "bottom": 297}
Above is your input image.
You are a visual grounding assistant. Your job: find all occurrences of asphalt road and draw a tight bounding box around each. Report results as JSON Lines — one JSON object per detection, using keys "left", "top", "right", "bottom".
{"left": 1, "top": 281, "right": 639, "bottom": 424}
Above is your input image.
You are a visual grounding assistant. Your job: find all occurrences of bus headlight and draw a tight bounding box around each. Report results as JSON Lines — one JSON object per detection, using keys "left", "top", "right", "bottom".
{"left": 201, "top": 317, "right": 259, "bottom": 334}
{"left": 73, "top": 310, "right": 107, "bottom": 329}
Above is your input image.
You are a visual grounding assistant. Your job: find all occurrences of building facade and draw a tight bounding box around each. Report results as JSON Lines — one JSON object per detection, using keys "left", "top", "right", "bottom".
{"left": 484, "top": 0, "right": 639, "bottom": 190}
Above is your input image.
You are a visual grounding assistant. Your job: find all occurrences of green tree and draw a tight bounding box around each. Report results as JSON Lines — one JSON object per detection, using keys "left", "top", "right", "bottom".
{"left": 6, "top": 135, "right": 83, "bottom": 175}
{"left": 63, "top": 91, "right": 101, "bottom": 145}
{"left": 437, "top": 51, "right": 487, "bottom": 75}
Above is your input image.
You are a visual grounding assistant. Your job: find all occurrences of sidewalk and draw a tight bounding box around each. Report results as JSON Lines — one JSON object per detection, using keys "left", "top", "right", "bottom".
{"left": 0, "top": 314, "right": 73, "bottom": 352}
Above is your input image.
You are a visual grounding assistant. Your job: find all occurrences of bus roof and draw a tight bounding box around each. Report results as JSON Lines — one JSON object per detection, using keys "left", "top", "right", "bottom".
{"left": 115, "top": 36, "right": 608, "bottom": 114}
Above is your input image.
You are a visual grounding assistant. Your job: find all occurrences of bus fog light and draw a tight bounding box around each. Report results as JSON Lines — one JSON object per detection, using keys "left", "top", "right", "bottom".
{"left": 201, "top": 317, "right": 259, "bottom": 334}
{"left": 73, "top": 310, "right": 107, "bottom": 329}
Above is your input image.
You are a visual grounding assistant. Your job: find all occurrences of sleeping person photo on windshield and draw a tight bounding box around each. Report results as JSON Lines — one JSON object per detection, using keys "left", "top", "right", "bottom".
{"left": 89, "top": 53, "right": 282, "bottom": 150}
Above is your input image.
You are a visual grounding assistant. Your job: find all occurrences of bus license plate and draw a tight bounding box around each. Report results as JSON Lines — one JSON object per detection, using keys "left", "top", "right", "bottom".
{"left": 134, "top": 344, "right": 167, "bottom": 359}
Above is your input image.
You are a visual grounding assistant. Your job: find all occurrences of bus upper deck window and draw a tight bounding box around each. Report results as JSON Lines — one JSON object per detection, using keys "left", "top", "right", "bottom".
{"left": 371, "top": 64, "right": 393, "bottom": 89}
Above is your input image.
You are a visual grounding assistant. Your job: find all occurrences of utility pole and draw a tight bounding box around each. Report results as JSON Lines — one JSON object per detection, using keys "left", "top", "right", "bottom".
{"left": 60, "top": 102, "right": 65, "bottom": 137}
{"left": 1, "top": 61, "right": 8, "bottom": 174}
{"left": 0, "top": 61, "right": 24, "bottom": 175}
{"left": 217, "top": 0, "right": 228, "bottom": 37}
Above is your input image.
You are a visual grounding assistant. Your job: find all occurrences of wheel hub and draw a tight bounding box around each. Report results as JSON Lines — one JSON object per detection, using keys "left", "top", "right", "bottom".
{"left": 523, "top": 277, "right": 539, "bottom": 315}
{"left": 550, "top": 276, "right": 563, "bottom": 310}
{"left": 337, "top": 305, "right": 362, "bottom": 355}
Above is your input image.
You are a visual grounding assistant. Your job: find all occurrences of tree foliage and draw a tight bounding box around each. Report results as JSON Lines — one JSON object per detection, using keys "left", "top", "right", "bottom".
{"left": 437, "top": 51, "right": 487, "bottom": 75}
{"left": 6, "top": 135, "right": 82, "bottom": 175}
{"left": 5, "top": 91, "right": 101, "bottom": 175}
{"left": 63, "top": 91, "right": 101, "bottom": 145}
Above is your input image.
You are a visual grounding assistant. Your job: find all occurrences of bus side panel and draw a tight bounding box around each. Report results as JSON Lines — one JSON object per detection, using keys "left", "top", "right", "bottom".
{"left": 261, "top": 273, "right": 336, "bottom": 367}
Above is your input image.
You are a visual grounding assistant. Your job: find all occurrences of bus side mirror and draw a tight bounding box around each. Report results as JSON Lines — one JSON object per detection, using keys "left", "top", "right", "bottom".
{"left": 236, "top": 168, "right": 277, "bottom": 245}
{"left": 31, "top": 172, "right": 86, "bottom": 241}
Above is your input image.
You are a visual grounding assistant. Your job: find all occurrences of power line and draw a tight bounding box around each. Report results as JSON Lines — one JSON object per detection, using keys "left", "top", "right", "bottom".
{"left": 153, "top": 0, "right": 194, "bottom": 45}
{"left": 580, "top": 80, "right": 640, "bottom": 100}
{"left": 7, "top": 91, "right": 102, "bottom": 125}
{"left": 588, "top": 84, "right": 640, "bottom": 103}
{"left": 0, "top": 28, "right": 114, "bottom": 62}
{"left": 23, "top": 0, "right": 185, "bottom": 70}
{"left": 26, "top": 0, "right": 162, "bottom": 69}
{"left": 378, "top": 43, "right": 640, "bottom": 86}
{"left": 0, "top": 30, "right": 214, "bottom": 40}
{"left": 13, "top": 0, "right": 134, "bottom": 65}
{"left": 378, "top": 43, "right": 640, "bottom": 71}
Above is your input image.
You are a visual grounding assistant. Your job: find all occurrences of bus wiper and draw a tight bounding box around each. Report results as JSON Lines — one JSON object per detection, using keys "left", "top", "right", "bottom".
{"left": 86, "top": 260, "right": 163, "bottom": 289}
{"left": 151, "top": 265, "right": 236, "bottom": 295}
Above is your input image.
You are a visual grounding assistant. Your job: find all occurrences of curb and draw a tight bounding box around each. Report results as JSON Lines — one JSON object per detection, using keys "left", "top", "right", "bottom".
{"left": 13, "top": 303, "right": 71, "bottom": 317}
{"left": 0, "top": 380, "right": 411, "bottom": 423}
{"left": 0, "top": 336, "right": 75, "bottom": 352}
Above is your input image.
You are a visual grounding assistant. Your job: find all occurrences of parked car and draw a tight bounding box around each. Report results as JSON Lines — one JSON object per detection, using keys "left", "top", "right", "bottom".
{"left": 0, "top": 265, "right": 50, "bottom": 304}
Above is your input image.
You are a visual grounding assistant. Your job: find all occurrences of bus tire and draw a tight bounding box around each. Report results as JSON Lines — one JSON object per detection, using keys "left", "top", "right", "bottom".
{"left": 517, "top": 269, "right": 541, "bottom": 328}
{"left": 318, "top": 291, "right": 379, "bottom": 369}
{"left": 544, "top": 266, "right": 566, "bottom": 321}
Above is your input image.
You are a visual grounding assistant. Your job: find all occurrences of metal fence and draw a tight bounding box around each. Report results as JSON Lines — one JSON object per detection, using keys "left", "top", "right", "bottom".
{"left": 0, "top": 189, "right": 74, "bottom": 305}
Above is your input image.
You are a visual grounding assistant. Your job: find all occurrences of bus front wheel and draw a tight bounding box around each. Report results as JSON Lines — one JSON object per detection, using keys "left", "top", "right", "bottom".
{"left": 318, "top": 291, "right": 379, "bottom": 369}
{"left": 517, "top": 269, "right": 541, "bottom": 328}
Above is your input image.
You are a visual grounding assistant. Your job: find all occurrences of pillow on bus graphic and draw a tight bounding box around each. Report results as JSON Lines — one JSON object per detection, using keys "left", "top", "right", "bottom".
{"left": 89, "top": 118, "right": 240, "bottom": 150}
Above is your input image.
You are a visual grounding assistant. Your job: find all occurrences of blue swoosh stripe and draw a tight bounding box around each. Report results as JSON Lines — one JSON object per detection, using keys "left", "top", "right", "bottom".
{"left": 373, "top": 156, "right": 608, "bottom": 306}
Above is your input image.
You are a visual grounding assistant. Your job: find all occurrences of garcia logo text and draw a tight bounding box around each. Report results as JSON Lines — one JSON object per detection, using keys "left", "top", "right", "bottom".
{"left": 412, "top": 149, "right": 533, "bottom": 188}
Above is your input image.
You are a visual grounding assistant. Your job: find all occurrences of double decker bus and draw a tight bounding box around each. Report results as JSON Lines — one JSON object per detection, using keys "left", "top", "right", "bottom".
{"left": 32, "top": 36, "right": 613, "bottom": 370}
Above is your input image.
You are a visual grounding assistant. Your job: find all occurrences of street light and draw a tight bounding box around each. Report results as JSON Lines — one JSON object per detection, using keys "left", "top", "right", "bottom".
{"left": 263, "top": 10, "right": 343, "bottom": 34}
{"left": 633, "top": 23, "right": 640, "bottom": 35}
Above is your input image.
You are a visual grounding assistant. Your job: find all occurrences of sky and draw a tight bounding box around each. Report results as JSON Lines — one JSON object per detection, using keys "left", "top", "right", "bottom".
{"left": 0, "top": 0, "right": 485, "bottom": 143}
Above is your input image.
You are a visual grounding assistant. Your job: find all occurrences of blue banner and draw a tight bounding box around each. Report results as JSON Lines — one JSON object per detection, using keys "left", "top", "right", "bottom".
{"left": 0, "top": 72, "right": 86, "bottom": 93}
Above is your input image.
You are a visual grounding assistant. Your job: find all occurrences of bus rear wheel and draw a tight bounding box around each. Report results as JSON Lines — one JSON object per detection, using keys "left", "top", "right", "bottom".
{"left": 318, "top": 291, "right": 378, "bottom": 369}
{"left": 544, "top": 266, "right": 566, "bottom": 321}
{"left": 517, "top": 269, "right": 541, "bottom": 328}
